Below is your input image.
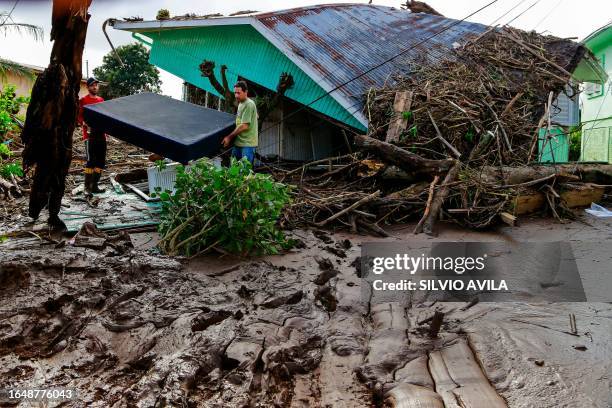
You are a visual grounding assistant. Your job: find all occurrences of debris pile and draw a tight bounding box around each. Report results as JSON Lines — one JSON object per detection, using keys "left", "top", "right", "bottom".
{"left": 275, "top": 27, "right": 611, "bottom": 234}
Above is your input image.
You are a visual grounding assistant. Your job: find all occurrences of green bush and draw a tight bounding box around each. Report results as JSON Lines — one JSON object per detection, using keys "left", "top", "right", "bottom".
{"left": 156, "top": 8, "right": 170, "bottom": 20}
{"left": 0, "top": 85, "right": 28, "bottom": 136}
{"left": 0, "top": 162, "right": 23, "bottom": 178}
{"left": 568, "top": 125, "right": 582, "bottom": 161}
{"left": 0, "top": 142, "right": 23, "bottom": 179}
{"left": 158, "top": 158, "right": 292, "bottom": 257}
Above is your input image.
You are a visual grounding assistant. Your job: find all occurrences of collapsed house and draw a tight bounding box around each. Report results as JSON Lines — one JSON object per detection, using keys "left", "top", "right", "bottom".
{"left": 110, "top": 4, "right": 602, "bottom": 162}
{"left": 108, "top": 4, "right": 611, "bottom": 235}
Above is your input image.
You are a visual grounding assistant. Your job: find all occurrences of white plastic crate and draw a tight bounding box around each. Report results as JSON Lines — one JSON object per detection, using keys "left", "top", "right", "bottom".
{"left": 147, "top": 162, "right": 182, "bottom": 195}
{"left": 147, "top": 159, "right": 221, "bottom": 196}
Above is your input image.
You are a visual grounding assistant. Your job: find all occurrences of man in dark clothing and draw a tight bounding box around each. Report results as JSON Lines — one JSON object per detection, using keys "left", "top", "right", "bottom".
{"left": 78, "top": 77, "right": 106, "bottom": 194}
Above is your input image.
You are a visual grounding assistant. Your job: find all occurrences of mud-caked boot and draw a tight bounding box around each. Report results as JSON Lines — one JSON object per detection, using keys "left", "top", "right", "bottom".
{"left": 84, "top": 172, "right": 93, "bottom": 195}
{"left": 91, "top": 172, "right": 106, "bottom": 194}
{"left": 48, "top": 214, "right": 67, "bottom": 232}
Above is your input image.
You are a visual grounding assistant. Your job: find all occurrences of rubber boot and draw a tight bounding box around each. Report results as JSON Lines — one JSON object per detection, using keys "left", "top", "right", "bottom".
{"left": 84, "top": 172, "right": 93, "bottom": 195}
{"left": 91, "top": 172, "right": 106, "bottom": 194}
{"left": 48, "top": 214, "right": 67, "bottom": 232}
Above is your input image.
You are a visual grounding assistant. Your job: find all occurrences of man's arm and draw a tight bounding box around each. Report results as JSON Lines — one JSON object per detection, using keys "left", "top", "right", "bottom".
{"left": 222, "top": 123, "right": 249, "bottom": 148}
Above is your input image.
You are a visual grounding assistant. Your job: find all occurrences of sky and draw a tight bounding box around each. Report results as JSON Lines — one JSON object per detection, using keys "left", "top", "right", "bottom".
{"left": 1, "top": 0, "right": 611, "bottom": 99}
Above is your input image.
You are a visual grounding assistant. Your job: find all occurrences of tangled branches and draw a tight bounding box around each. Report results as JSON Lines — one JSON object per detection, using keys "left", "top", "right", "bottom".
{"left": 273, "top": 27, "right": 607, "bottom": 234}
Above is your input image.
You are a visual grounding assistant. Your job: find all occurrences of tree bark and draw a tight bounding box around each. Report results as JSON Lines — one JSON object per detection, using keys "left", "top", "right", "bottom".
{"left": 421, "top": 163, "right": 461, "bottom": 235}
{"left": 258, "top": 72, "right": 294, "bottom": 126}
{"left": 354, "top": 135, "right": 455, "bottom": 176}
{"left": 21, "top": 0, "right": 92, "bottom": 225}
{"left": 479, "top": 164, "right": 612, "bottom": 186}
{"left": 199, "top": 61, "right": 236, "bottom": 112}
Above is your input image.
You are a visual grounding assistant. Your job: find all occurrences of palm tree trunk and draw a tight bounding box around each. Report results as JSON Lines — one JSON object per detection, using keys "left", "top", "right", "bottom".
{"left": 21, "top": 0, "right": 92, "bottom": 224}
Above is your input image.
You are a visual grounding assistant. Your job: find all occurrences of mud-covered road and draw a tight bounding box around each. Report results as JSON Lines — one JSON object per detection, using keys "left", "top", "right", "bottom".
{"left": 1, "top": 218, "right": 611, "bottom": 407}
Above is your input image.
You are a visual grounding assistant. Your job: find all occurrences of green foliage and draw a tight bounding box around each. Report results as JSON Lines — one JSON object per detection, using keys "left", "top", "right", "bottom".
{"left": 402, "top": 110, "right": 412, "bottom": 120}
{"left": 93, "top": 43, "right": 162, "bottom": 100}
{"left": 0, "top": 58, "right": 36, "bottom": 81}
{"left": 0, "top": 143, "right": 10, "bottom": 157}
{"left": 0, "top": 142, "right": 22, "bottom": 179}
{"left": 464, "top": 128, "right": 474, "bottom": 143}
{"left": 155, "top": 159, "right": 167, "bottom": 172}
{"left": 568, "top": 125, "right": 582, "bottom": 161}
{"left": 158, "top": 158, "right": 292, "bottom": 257}
{"left": 156, "top": 9, "right": 170, "bottom": 20}
{"left": 0, "top": 162, "right": 23, "bottom": 178}
{"left": 0, "top": 85, "right": 28, "bottom": 136}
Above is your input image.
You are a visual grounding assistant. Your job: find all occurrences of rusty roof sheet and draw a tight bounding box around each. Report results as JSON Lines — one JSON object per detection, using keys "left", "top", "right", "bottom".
{"left": 113, "top": 4, "right": 489, "bottom": 127}
{"left": 252, "top": 4, "right": 488, "bottom": 117}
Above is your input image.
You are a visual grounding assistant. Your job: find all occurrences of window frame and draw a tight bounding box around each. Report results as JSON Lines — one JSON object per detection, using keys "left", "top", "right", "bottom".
{"left": 586, "top": 53, "right": 606, "bottom": 99}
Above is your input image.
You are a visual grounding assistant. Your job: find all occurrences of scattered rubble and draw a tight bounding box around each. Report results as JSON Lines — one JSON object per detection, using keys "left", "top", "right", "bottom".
{"left": 274, "top": 27, "right": 611, "bottom": 236}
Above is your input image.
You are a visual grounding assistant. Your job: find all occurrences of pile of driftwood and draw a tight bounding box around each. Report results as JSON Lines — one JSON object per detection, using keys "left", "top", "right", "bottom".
{"left": 275, "top": 27, "right": 611, "bottom": 235}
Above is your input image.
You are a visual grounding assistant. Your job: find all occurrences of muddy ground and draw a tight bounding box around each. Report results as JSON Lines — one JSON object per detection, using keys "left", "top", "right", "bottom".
{"left": 1, "top": 217, "right": 611, "bottom": 407}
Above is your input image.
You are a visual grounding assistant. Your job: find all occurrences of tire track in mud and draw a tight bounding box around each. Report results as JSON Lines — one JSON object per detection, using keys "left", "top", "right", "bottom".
{"left": 0, "top": 234, "right": 507, "bottom": 407}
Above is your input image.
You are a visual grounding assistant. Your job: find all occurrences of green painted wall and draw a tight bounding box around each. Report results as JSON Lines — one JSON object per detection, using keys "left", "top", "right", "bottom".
{"left": 538, "top": 127, "right": 569, "bottom": 163}
{"left": 136, "top": 25, "right": 365, "bottom": 131}
{"left": 581, "top": 25, "right": 612, "bottom": 162}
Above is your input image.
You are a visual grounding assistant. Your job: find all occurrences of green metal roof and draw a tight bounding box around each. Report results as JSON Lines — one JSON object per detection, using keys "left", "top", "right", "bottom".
{"left": 583, "top": 22, "right": 612, "bottom": 53}
{"left": 127, "top": 24, "right": 365, "bottom": 131}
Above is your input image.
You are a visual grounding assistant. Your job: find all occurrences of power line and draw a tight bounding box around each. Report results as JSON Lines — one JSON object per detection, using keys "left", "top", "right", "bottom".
{"left": 229, "top": 0, "right": 569, "bottom": 160}
{"left": 252, "top": 0, "right": 501, "bottom": 138}
{"left": 504, "top": 0, "right": 544, "bottom": 27}
{"left": 0, "top": 0, "right": 20, "bottom": 26}
{"left": 532, "top": 0, "right": 564, "bottom": 31}
{"left": 489, "top": 0, "right": 530, "bottom": 26}
{"left": 255, "top": 0, "right": 563, "bottom": 158}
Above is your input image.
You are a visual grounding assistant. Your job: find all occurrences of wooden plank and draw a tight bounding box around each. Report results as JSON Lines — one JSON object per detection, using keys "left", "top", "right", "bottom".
{"left": 514, "top": 184, "right": 605, "bottom": 215}
{"left": 125, "top": 183, "right": 157, "bottom": 202}
{"left": 513, "top": 192, "right": 546, "bottom": 215}
{"left": 560, "top": 184, "right": 604, "bottom": 208}
{"left": 385, "top": 91, "right": 412, "bottom": 143}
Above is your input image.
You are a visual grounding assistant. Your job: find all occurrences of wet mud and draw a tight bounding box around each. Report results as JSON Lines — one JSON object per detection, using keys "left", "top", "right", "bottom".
{"left": 1, "top": 220, "right": 611, "bottom": 407}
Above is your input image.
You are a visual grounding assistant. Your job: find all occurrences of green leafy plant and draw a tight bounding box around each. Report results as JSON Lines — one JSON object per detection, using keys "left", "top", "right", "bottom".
{"left": 568, "top": 125, "right": 581, "bottom": 161}
{"left": 93, "top": 43, "right": 162, "bottom": 100}
{"left": 156, "top": 8, "right": 170, "bottom": 20}
{"left": 402, "top": 110, "right": 413, "bottom": 120}
{"left": 0, "top": 85, "right": 28, "bottom": 136}
{"left": 155, "top": 159, "right": 167, "bottom": 172}
{"left": 0, "top": 143, "right": 10, "bottom": 157}
{"left": 158, "top": 158, "right": 292, "bottom": 257}
{"left": 0, "top": 162, "right": 23, "bottom": 178}
{"left": 464, "top": 128, "right": 475, "bottom": 143}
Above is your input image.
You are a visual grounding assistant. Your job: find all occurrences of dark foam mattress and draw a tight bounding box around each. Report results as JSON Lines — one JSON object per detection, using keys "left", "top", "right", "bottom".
{"left": 83, "top": 92, "right": 236, "bottom": 164}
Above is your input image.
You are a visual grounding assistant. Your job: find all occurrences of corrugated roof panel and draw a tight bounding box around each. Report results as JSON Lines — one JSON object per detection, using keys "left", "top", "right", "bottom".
{"left": 120, "top": 4, "right": 489, "bottom": 130}
{"left": 143, "top": 25, "right": 364, "bottom": 130}
{"left": 255, "top": 4, "right": 488, "bottom": 119}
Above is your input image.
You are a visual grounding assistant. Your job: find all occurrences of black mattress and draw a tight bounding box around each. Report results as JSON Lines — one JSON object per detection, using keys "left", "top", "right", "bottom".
{"left": 83, "top": 92, "right": 236, "bottom": 164}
